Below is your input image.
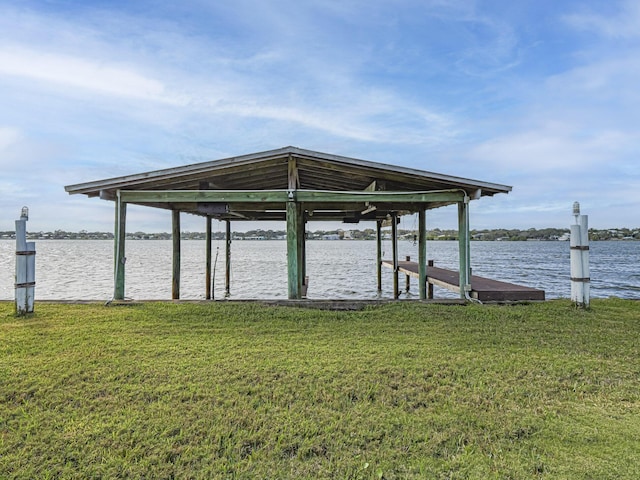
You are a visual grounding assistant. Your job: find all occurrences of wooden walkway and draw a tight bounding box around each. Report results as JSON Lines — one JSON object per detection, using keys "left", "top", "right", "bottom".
{"left": 382, "top": 260, "right": 545, "bottom": 302}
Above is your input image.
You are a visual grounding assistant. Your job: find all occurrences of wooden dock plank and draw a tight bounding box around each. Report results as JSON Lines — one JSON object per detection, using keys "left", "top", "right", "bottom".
{"left": 382, "top": 260, "right": 545, "bottom": 302}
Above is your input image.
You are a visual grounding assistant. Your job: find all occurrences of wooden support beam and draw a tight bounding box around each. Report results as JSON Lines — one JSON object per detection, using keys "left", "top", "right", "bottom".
{"left": 298, "top": 208, "right": 306, "bottom": 296}
{"left": 286, "top": 200, "right": 300, "bottom": 299}
{"left": 392, "top": 213, "right": 399, "bottom": 299}
{"left": 418, "top": 209, "right": 427, "bottom": 300}
{"left": 458, "top": 199, "right": 470, "bottom": 300}
{"left": 113, "top": 193, "right": 126, "bottom": 300}
{"left": 121, "top": 190, "right": 290, "bottom": 203}
{"left": 119, "top": 189, "right": 466, "bottom": 205}
{"left": 172, "top": 210, "right": 180, "bottom": 300}
{"left": 288, "top": 154, "right": 300, "bottom": 190}
{"left": 428, "top": 260, "right": 434, "bottom": 299}
{"left": 295, "top": 189, "right": 466, "bottom": 204}
{"left": 206, "top": 217, "right": 212, "bottom": 300}
{"left": 225, "top": 220, "right": 231, "bottom": 297}
{"left": 376, "top": 220, "right": 382, "bottom": 295}
{"left": 405, "top": 255, "right": 411, "bottom": 292}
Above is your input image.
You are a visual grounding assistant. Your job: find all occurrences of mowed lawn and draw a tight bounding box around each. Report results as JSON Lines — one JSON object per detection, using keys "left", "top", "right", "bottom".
{"left": 1, "top": 299, "right": 639, "bottom": 479}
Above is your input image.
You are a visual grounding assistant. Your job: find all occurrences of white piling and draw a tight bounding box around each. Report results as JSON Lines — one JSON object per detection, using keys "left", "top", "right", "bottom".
{"left": 570, "top": 202, "right": 590, "bottom": 308}
{"left": 15, "top": 207, "right": 36, "bottom": 315}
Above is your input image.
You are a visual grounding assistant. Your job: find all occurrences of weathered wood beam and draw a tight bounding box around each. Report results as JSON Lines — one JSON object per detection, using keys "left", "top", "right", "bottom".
{"left": 392, "top": 213, "right": 399, "bottom": 299}
{"left": 286, "top": 200, "right": 300, "bottom": 299}
{"left": 120, "top": 190, "right": 290, "bottom": 203}
{"left": 294, "top": 190, "right": 466, "bottom": 204}
{"left": 225, "top": 220, "right": 231, "bottom": 297}
{"left": 206, "top": 217, "right": 212, "bottom": 300}
{"left": 418, "top": 209, "right": 427, "bottom": 300}
{"left": 288, "top": 154, "right": 300, "bottom": 190}
{"left": 113, "top": 194, "right": 126, "bottom": 300}
{"left": 458, "top": 199, "right": 470, "bottom": 300}
{"left": 172, "top": 210, "right": 180, "bottom": 300}
{"left": 376, "top": 220, "right": 382, "bottom": 295}
{"left": 119, "top": 189, "right": 466, "bottom": 205}
{"left": 297, "top": 205, "right": 305, "bottom": 296}
{"left": 316, "top": 202, "right": 418, "bottom": 215}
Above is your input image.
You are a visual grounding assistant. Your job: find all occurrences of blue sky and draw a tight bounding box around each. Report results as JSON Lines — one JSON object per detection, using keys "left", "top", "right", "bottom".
{"left": 1, "top": 0, "right": 638, "bottom": 232}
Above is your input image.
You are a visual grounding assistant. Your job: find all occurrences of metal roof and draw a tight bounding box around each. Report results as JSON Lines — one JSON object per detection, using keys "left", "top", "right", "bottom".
{"left": 65, "top": 146, "right": 511, "bottom": 222}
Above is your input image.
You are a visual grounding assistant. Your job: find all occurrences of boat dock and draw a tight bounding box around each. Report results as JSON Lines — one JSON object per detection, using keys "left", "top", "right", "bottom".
{"left": 382, "top": 260, "right": 545, "bottom": 302}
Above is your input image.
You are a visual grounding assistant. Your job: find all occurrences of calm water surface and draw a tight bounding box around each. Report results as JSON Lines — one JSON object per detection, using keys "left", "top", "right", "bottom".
{"left": 1, "top": 240, "right": 638, "bottom": 301}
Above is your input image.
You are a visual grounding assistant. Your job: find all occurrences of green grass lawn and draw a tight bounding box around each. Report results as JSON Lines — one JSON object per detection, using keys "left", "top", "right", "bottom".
{"left": 1, "top": 299, "right": 639, "bottom": 479}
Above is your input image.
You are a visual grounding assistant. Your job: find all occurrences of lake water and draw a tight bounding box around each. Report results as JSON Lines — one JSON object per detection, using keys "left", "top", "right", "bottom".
{"left": 1, "top": 240, "right": 639, "bottom": 301}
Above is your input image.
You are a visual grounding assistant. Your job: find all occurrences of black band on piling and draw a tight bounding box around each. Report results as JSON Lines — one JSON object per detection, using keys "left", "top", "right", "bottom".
{"left": 15, "top": 282, "right": 36, "bottom": 288}
{"left": 570, "top": 277, "right": 591, "bottom": 282}
{"left": 570, "top": 246, "right": 590, "bottom": 251}
{"left": 16, "top": 251, "right": 36, "bottom": 256}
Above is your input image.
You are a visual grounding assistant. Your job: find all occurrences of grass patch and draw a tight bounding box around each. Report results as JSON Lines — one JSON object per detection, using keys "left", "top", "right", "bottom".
{"left": 1, "top": 299, "right": 639, "bottom": 478}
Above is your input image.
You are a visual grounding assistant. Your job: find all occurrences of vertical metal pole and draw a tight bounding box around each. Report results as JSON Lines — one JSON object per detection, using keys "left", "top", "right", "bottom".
{"left": 286, "top": 197, "right": 300, "bottom": 299}
{"left": 205, "top": 217, "right": 212, "bottom": 300}
{"left": 172, "top": 210, "right": 180, "bottom": 300}
{"left": 418, "top": 209, "right": 427, "bottom": 300}
{"left": 392, "top": 213, "right": 399, "bottom": 299}
{"left": 114, "top": 193, "right": 127, "bottom": 300}
{"left": 225, "top": 220, "right": 231, "bottom": 297}
{"left": 376, "top": 220, "right": 382, "bottom": 295}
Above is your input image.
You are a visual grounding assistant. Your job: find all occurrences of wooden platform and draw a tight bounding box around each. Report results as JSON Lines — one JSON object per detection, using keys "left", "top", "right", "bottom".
{"left": 382, "top": 260, "right": 545, "bottom": 302}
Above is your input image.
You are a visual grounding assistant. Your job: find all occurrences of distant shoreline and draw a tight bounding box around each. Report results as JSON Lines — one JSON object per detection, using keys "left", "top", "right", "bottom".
{"left": 1, "top": 227, "right": 638, "bottom": 242}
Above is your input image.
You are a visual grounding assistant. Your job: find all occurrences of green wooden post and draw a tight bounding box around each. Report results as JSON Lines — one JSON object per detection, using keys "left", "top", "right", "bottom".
{"left": 298, "top": 209, "right": 306, "bottom": 296}
{"left": 172, "top": 210, "right": 180, "bottom": 300}
{"left": 457, "top": 199, "right": 470, "bottom": 299}
{"left": 428, "top": 260, "right": 434, "bottom": 299}
{"left": 225, "top": 220, "right": 231, "bottom": 297}
{"left": 113, "top": 193, "right": 126, "bottom": 300}
{"left": 286, "top": 197, "right": 300, "bottom": 299}
{"left": 392, "top": 213, "right": 399, "bottom": 299}
{"left": 205, "top": 217, "right": 212, "bottom": 300}
{"left": 418, "top": 209, "right": 427, "bottom": 300}
{"left": 376, "top": 220, "right": 382, "bottom": 295}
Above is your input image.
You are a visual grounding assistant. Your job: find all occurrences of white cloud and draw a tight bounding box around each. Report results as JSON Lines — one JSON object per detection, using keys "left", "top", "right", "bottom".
{"left": 564, "top": 0, "right": 640, "bottom": 39}
{"left": 211, "top": 92, "right": 455, "bottom": 145}
{"left": 0, "top": 127, "right": 22, "bottom": 151}
{"left": 0, "top": 46, "right": 186, "bottom": 105}
{"left": 466, "top": 128, "right": 629, "bottom": 173}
